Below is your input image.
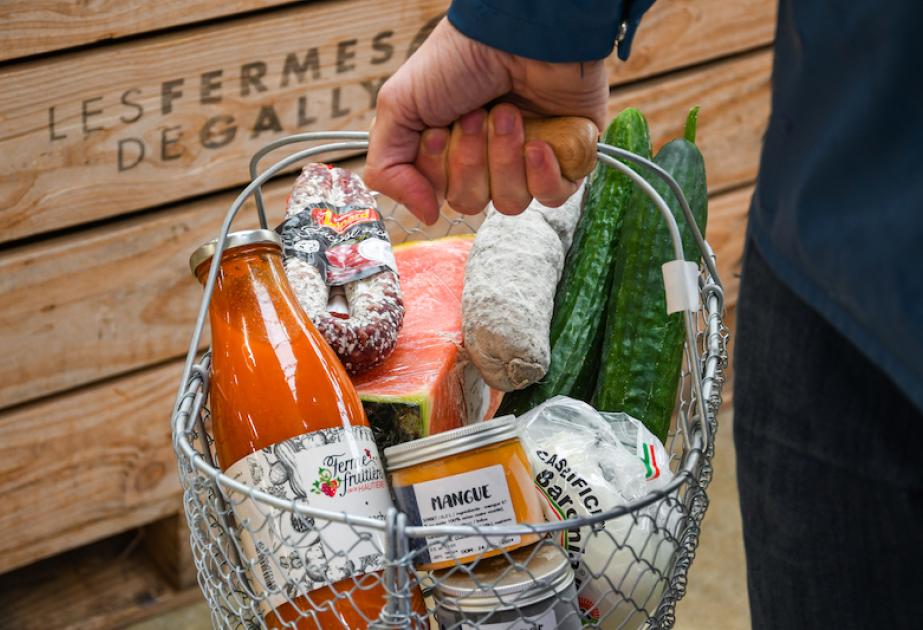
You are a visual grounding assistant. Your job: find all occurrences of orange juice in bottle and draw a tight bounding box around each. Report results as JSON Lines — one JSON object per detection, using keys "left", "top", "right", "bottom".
{"left": 190, "top": 229, "right": 423, "bottom": 628}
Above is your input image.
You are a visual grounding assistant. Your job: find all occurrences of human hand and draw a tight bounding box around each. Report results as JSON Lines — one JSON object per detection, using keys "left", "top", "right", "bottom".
{"left": 364, "top": 18, "right": 608, "bottom": 224}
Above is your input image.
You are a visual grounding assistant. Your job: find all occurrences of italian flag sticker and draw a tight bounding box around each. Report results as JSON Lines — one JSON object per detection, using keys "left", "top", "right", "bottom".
{"left": 640, "top": 442, "right": 661, "bottom": 480}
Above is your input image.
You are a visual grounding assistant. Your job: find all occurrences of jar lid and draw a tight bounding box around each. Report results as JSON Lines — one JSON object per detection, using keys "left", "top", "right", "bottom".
{"left": 433, "top": 544, "right": 575, "bottom": 613}
{"left": 189, "top": 229, "right": 281, "bottom": 274}
{"left": 383, "top": 416, "right": 518, "bottom": 471}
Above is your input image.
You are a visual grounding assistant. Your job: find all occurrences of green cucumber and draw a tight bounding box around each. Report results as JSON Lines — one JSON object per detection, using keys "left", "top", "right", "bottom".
{"left": 594, "top": 107, "right": 708, "bottom": 442}
{"left": 498, "top": 108, "right": 652, "bottom": 416}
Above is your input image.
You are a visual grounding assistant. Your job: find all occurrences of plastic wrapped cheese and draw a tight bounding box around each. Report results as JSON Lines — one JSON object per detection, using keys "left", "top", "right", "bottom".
{"left": 518, "top": 396, "right": 681, "bottom": 628}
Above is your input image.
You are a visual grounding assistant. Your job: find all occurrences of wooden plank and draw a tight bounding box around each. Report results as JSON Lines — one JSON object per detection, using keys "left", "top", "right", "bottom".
{"left": 614, "top": 0, "right": 775, "bottom": 83}
{"left": 0, "top": 530, "right": 202, "bottom": 629}
{"left": 0, "top": 0, "right": 774, "bottom": 245}
{"left": 0, "top": 49, "right": 769, "bottom": 409}
{"left": 0, "top": 361, "right": 184, "bottom": 575}
{"left": 143, "top": 512, "right": 197, "bottom": 591}
{"left": 708, "top": 185, "right": 752, "bottom": 310}
{"left": 0, "top": 1, "right": 297, "bottom": 62}
{"left": 608, "top": 49, "right": 772, "bottom": 195}
{"left": 0, "top": 0, "right": 449, "bottom": 244}
{"left": 0, "top": 180, "right": 266, "bottom": 410}
{"left": 0, "top": 0, "right": 775, "bottom": 83}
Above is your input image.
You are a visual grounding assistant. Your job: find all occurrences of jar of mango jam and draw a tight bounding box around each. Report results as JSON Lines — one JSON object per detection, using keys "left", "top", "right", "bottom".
{"left": 384, "top": 416, "right": 545, "bottom": 570}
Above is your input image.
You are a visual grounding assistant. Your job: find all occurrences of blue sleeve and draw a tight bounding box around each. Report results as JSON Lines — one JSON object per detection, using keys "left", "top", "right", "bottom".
{"left": 447, "top": 0, "right": 656, "bottom": 63}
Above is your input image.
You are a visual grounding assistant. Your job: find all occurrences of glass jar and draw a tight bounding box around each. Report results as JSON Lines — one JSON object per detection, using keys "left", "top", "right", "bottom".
{"left": 384, "top": 416, "right": 544, "bottom": 570}
{"left": 432, "top": 543, "right": 582, "bottom": 629}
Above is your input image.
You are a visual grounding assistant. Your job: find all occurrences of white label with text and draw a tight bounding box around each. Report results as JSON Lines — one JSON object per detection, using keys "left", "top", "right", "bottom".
{"left": 461, "top": 606, "right": 557, "bottom": 630}
{"left": 225, "top": 425, "right": 392, "bottom": 612}
{"left": 412, "top": 464, "right": 520, "bottom": 563}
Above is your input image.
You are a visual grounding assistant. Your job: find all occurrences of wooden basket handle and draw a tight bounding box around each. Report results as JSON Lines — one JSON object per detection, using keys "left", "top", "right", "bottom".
{"left": 523, "top": 116, "right": 598, "bottom": 181}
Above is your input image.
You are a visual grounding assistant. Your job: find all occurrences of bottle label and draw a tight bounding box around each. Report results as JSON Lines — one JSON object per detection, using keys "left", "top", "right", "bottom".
{"left": 225, "top": 425, "right": 392, "bottom": 612}
{"left": 395, "top": 464, "right": 520, "bottom": 564}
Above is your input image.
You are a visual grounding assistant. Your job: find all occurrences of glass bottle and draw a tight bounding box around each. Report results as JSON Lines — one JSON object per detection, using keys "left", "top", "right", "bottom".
{"left": 190, "top": 229, "right": 423, "bottom": 629}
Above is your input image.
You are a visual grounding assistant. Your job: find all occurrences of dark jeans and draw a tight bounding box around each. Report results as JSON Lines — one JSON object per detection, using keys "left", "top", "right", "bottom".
{"left": 733, "top": 240, "right": 923, "bottom": 629}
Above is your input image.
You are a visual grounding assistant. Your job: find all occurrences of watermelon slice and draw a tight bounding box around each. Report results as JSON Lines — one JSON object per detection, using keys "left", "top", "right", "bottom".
{"left": 352, "top": 235, "right": 503, "bottom": 449}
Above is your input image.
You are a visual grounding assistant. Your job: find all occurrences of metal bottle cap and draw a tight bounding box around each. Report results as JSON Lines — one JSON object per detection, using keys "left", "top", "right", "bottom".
{"left": 189, "top": 229, "right": 282, "bottom": 274}
{"left": 383, "top": 416, "right": 519, "bottom": 471}
{"left": 433, "top": 544, "right": 575, "bottom": 613}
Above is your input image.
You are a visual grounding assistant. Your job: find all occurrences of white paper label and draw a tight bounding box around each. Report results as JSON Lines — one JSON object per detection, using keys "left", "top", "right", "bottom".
{"left": 411, "top": 464, "right": 520, "bottom": 563}
{"left": 358, "top": 236, "right": 398, "bottom": 272}
{"left": 460, "top": 606, "right": 557, "bottom": 630}
{"left": 662, "top": 260, "right": 700, "bottom": 314}
{"left": 226, "top": 425, "right": 392, "bottom": 612}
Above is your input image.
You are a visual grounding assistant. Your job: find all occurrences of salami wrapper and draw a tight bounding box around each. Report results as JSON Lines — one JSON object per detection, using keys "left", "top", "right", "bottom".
{"left": 277, "top": 164, "right": 404, "bottom": 374}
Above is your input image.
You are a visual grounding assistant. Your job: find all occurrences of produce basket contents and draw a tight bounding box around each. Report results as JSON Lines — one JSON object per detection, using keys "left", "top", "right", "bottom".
{"left": 594, "top": 108, "right": 707, "bottom": 442}
{"left": 500, "top": 107, "right": 653, "bottom": 415}
{"left": 278, "top": 163, "right": 404, "bottom": 374}
{"left": 462, "top": 184, "right": 585, "bottom": 392}
{"left": 519, "top": 396, "right": 680, "bottom": 627}
{"left": 384, "top": 416, "right": 544, "bottom": 570}
{"left": 189, "top": 229, "right": 426, "bottom": 627}
{"left": 352, "top": 236, "right": 501, "bottom": 450}
{"left": 172, "top": 109, "right": 727, "bottom": 629}
{"left": 432, "top": 542, "right": 582, "bottom": 629}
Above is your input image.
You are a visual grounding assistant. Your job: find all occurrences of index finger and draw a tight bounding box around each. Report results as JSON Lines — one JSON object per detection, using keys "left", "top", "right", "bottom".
{"left": 364, "top": 96, "right": 441, "bottom": 225}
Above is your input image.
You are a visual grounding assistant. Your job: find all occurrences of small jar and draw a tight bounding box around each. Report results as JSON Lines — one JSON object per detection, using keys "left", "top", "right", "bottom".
{"left": 384, "top": 416, "right": 544, "bottom": 570}
{"left": 432, "top": 543, "right": 582, "bottom": 630}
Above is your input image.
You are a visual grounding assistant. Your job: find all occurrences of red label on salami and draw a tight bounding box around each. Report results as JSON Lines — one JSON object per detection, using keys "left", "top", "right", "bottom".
{"left": 276, "top": 165, "right": 397, "bottom": 287}
{"left": 276, "top": 163, "right": 405, "bottom": 374}
{"left": 310, "top": 207, "right": 378, "bottom": 233}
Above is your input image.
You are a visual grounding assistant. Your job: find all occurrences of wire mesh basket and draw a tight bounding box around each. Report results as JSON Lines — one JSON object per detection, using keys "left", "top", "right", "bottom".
{"left": 170, "top": 131, "right": 729, "bottom": 629}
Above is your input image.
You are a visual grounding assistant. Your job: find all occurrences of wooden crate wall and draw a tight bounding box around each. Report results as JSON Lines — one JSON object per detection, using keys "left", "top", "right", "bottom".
{"left": 0, "top": 0, "right": 774, "bottom": 603}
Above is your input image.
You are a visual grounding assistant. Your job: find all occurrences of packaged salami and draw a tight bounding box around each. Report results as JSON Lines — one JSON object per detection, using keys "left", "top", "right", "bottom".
{"left": 276, "top": 164, "right": 404, "bottom": 374}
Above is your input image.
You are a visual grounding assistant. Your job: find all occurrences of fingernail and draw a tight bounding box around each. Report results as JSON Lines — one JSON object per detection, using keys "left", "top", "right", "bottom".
{"left": 526, "top": 143, "right": 545, "bottom": 168}
{"left": 460, "top": 110, "right": 485, "bottom": 135}
{"left": 493, "top": 108, "right": 515, "bottom": 135}
{"left": 424, "top": 130, "right": 446, "bottom": 154}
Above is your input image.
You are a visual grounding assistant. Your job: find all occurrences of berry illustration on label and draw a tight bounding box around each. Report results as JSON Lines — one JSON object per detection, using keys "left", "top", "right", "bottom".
{"left": 311, "top": 466, "right": 341, "bottom": 497}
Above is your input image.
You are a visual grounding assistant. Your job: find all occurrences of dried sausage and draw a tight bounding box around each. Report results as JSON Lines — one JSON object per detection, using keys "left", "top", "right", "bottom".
{"left": 278, "top": 164, "right": 404, "bottom": 374}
